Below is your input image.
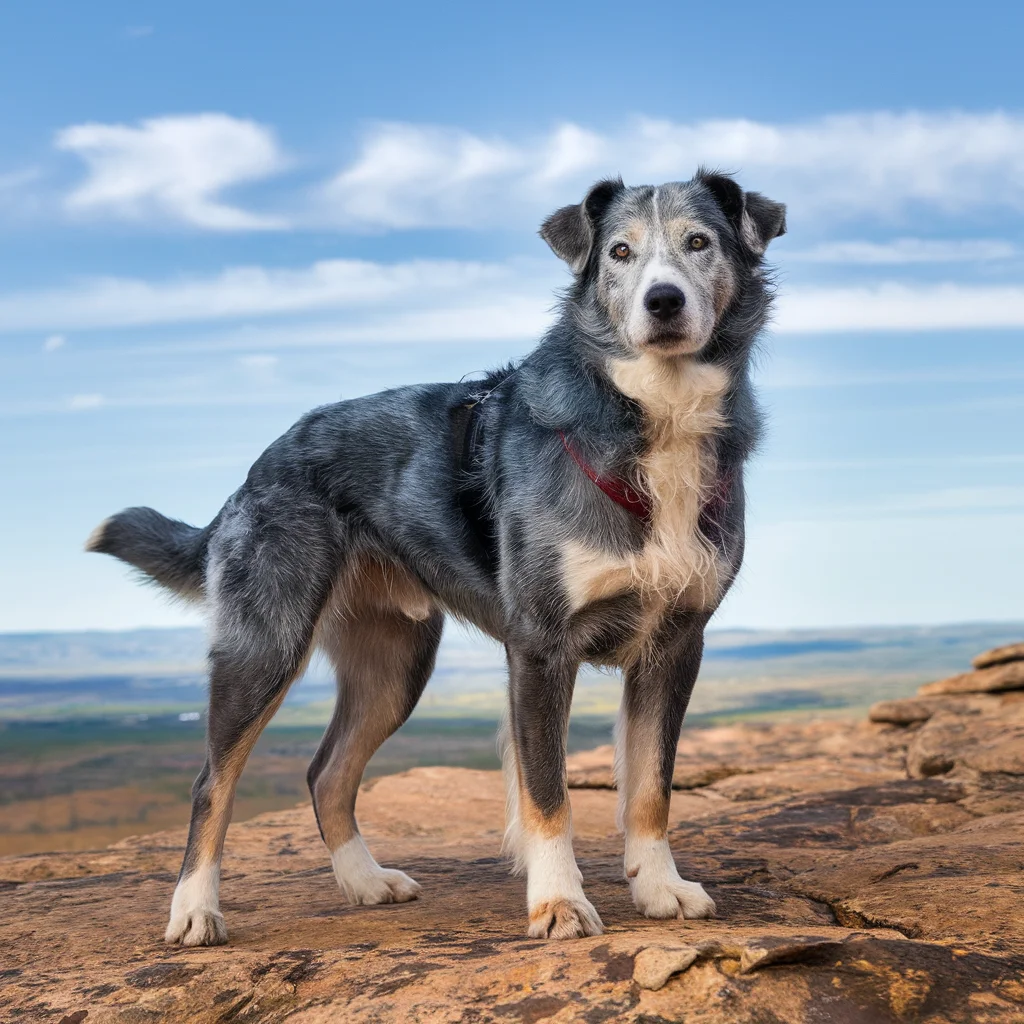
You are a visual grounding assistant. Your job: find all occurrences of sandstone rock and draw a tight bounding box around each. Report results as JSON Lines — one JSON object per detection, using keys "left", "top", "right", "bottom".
{"left": 566, "top": 766, "right": 615, "bottom": 788}
{"left": 869, "top": 698, "right": 935, "bottom": 724}
{"left": 633, "top": 944, "right": 699, "bottom": 989}
{"left": 567, "top": 763, "right": 750, "bottom": 790}
{"left": 738, "top": 934, "right": 840, "bottom": 973}
{"left": 918, "top": 660, "right": 1024, "bottom": 696}
{"left": 973, "top": 642, "right": 1024, "bottom": 669}
{"left": 907, "top": 701, "right": 1024, "bottom": 779}
{"left": 6, "top": 703, "right": 1024, "bottom": 1022}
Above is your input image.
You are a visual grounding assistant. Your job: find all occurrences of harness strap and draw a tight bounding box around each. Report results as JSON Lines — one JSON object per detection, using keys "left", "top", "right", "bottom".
{"left": 559, "top": 431, "right": 736, "bottom": 530}
{"left": 455, "top": 387, "right": 734, "bottom": 534}
{"left": 558, "top": 431, "right": 653, "bottom": 524}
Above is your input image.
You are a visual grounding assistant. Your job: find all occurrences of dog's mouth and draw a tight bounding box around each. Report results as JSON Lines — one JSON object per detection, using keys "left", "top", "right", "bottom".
{"left": 641, "top": 330, "right": 704, "bottom": 354}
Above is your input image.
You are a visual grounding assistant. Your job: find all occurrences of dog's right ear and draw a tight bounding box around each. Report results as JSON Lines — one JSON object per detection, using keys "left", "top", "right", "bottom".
{"left": 540, "top": 178, "right": 624, "bottom": 274}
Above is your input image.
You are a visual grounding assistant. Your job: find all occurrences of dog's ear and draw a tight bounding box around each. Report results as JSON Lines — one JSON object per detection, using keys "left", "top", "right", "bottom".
{"left": 540, "top": 178, "right": 624, "bottom": 273}
{"left": 698, "top": 170, "right": 786, "bottom": 256}
{"left": 742, "top": 191, "right": 787, "bottom": 253}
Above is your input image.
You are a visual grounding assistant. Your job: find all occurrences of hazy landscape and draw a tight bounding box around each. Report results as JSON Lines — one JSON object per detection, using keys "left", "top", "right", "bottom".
{"left": 1, "top": 619, "right": 1021, "bottom": 857}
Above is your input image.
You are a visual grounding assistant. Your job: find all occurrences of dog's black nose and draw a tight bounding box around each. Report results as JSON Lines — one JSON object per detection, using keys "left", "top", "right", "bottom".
{"left": 644, "top": 283, "right": 685, "bottom": 321}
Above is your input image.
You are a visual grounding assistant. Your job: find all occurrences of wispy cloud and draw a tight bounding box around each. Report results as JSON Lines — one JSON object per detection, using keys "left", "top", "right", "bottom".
{"left": 322, "top": 122, "right": 607, "bottom": 229}
{"left": 0, "top": 257, "right": 554, "bottom": 332}
{"left": 56, "top": 114, "right": 289, "bottom": 230}
{"left": 775, "top": 282, "right": 1024, "bottom": 332}
{"left": 67, "top": 393, "right": 104, "bottom": 411}
{"left": 237, "top": 354, "right": 278, "bottom": 371}
{"left": 788, "top": 238, "right": 1018, "bottom": 264}
{"left": 42, "top": 333, "right": 66, "bottom": 352}
{"left": 321, "top": 111, "right": 1024, "bottom": 229}
{"left": 46, "top": 109, "right": 1024, "bottom": 234}
{"left": 0, "top": 167, "right": 41, "bottom": 192}
{"left": 3, "top": 256, "right": 1024, "bottom": 338}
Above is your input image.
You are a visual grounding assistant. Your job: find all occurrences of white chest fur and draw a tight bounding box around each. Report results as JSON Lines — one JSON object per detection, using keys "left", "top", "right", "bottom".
{"left": 561, "top": 355, "right": 729, "bottom": 622}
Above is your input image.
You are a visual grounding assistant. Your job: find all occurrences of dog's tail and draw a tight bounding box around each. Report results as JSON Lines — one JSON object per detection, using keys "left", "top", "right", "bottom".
{"left": 85, "top": 507, "right": 210, "bottom": 600}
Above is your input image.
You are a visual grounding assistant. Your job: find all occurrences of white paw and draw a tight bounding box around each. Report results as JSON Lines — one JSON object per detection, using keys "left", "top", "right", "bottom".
{"left": 165, "top": 864, "right": 227, "bottom": 945}
{"left": 331, "top": 835, "right": 421, "bottom": 906}
{"left": 345, "top": 866, "right": 421, "bottom": 905}
{"left": 522, "top": 831, "right": 604, "bottom": 939}
{"left": 165, "top": 907, "right": 228, "bottom": 946}
{"left": 632, "top": 874, "right": 717, "bottom": 919}
{"left": 528, "top": 897, "right": 605, "bottom": 939}
{"left": 626, "top": 836, "right": 716, "bottom": 920}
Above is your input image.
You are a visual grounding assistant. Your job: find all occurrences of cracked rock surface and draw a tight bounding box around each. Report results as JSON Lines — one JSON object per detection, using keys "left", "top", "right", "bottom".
{"left": 4, "top": 677, "right": 1024, "bottom": 1022}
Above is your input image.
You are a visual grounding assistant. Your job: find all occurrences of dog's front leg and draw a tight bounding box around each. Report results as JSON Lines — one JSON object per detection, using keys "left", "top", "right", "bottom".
{"left": 503, "top": 643, "right": 603, "bottom": 939}
{"left": 618, "top": 623, "right": 717, "bottom": 921}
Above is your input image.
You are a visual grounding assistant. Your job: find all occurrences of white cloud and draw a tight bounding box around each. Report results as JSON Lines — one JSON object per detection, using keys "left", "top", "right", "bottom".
{"left": 56, "top": 114, "right": 289, "bottom": 230}
{"left": 324, "top": 124, "right": 523, "bottom": 229}
{"left": 237, "top": 354, "right": 278, "bottom": 370}
{"left": 43, "top": 109, "right": 1024, "bottom": 234}
{"left": 0, "top": 257, "right": 555, "bottom": 333}
{"left": 4, "top": 256, "right": 1024, "bottom": 338}
{"left": 323, "top": 121, "right": 610, "bottom": 228}
{"left": 0, "top": 168, "right": 41, "bottom": 192}
{"left": 68, "top": 393, "right": 104, "bottom": 410}
{"left": 43, "top": 333, "right": 66, "bottom": 351}
{"left": 775, "top": 283, "right": 1024, "bottom": 333}
{"left": 788, "top": 238, "right": 1018, "bottom": 264}
{"left": 321, "top": 111, "right": 1024, "bottom": 229}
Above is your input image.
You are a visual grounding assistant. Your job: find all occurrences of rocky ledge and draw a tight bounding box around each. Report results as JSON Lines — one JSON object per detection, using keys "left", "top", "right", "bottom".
{"left": 3, "top": 642, "right": 1024, "bottom": 1023}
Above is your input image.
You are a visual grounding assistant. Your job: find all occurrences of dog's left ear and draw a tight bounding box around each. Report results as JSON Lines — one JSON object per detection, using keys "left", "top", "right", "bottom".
{"left": 540, "top": 178, "right": 624, "bottom": 274}
{"left": 698, "top": 171, "right": 786, "bottom": 256}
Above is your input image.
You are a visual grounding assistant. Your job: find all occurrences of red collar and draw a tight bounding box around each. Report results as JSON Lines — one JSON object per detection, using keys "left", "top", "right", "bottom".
{"left": 559, "top": 431, "right": 734, "bottom": 528}
{"left": 559, "top": 431, "right": 653, "bottom": 524}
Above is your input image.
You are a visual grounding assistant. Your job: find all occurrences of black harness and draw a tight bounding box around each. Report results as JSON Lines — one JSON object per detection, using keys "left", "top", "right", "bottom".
{"left": 449, "top": 376, "right": 512, "bottom": 571}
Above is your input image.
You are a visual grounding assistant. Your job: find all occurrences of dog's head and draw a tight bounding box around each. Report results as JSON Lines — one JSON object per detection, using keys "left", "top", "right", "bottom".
{"left": 540, "top": 172, "right": 785, "bottom": 357}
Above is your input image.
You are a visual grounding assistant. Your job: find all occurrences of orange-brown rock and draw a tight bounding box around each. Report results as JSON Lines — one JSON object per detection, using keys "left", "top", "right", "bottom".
{"left": 4, "top": 701, "right": 1024, "bottom": 1022}
{"left": 918, "top": 660, "right": 1024, "bottom": 696}
{"left": 906, "top": 697, "right": 1024, "bottom": 779}
{"left": 869, "top": 697, "right": 938, "bottom": 724}
{"left": 974, "top": 641, "right": 1024, "bottom": 669}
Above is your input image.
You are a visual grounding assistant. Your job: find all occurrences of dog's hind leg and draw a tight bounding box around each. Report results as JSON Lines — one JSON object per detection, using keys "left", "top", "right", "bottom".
{"left": 165, "top": 499, "right": 339, "bottom": 946}
{"left": 617, "top": 616, "right": 716, "bottom": 921}
{"left": 504, "top": 642, "right": 603, "bottom": 940}
{"left": 308, "top": 564, "right": 443, "bottom": 906}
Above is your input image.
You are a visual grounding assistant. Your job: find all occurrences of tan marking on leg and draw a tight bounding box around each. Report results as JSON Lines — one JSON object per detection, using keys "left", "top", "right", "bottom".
{"left": 309, "top": 575, "right": 440, "bottom": 902}
{"left": 618, "top": 705, "right": 715, "bottom": 921}
{"left": 312, "top": 595, "right": 432, "bottom": 849}
{"left": 617, "top": 714, "right": 670, "bottom": 841}
{"left": 166, "top": 677, "right": 297, "bottom": 947}
{"left": 507, "top": 741, "right": 603, "bottom": 939}
{"left": 517, "top": 774, "right": 571, "bottom": 841}
{"left": 197, "top": 684, "right": 294, "bottom": 863}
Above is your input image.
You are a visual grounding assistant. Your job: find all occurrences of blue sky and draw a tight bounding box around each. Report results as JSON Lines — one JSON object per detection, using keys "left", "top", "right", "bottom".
{"left": 1, "top": 0, "right": 1022, "bottom": 632}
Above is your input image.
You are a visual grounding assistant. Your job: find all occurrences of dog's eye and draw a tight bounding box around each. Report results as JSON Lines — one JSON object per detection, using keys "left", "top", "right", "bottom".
{"left": 689, "top": 234, "right": 710, "bottom": 251}
{"left": 611, "top": 243, "right": 631, "bottom": 260}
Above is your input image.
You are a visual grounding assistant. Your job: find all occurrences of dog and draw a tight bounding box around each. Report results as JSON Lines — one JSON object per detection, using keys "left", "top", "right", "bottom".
{"left": 87, "top": 170, "right": 785, "bottom": 945}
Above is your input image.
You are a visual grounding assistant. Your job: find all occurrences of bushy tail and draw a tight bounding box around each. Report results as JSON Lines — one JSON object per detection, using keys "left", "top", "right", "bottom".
{"left": 86, "top": 507, "right": 210, "bottom": 600}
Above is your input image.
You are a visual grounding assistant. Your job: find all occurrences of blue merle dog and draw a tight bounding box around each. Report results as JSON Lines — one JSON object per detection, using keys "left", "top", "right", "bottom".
{"left": 88, "top": 170, "right": 785, "bottom": 944}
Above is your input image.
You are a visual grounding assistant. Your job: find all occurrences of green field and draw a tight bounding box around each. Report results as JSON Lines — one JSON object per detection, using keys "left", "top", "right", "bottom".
{"left": 1, "top": 620, "right": 1020, "bottom": 857}
{"left": 0, "top": 714, "right": 617, "bottom": 856}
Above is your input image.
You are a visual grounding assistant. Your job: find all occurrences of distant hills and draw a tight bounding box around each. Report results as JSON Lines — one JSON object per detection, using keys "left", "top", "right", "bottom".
{"left": 1, "top": 621, "right": 1020, "bottom": 722}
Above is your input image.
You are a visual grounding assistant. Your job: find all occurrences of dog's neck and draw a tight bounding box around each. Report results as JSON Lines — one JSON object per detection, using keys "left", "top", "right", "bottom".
{"left": 519, "top": 325, "right": 738, "bottom": 477}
